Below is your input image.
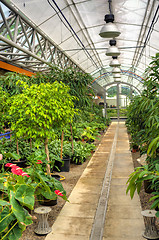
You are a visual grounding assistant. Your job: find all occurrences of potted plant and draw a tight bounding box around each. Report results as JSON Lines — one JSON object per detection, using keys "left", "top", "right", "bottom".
{"left": 0, "top": 151, "right": 68, "bottom": 239}
{"left": 0, "top": 163, "right": 35, "bottom": 239}
{"left": 9, "top": 80, "right": 77, "bottom": 175}
{"left": 81, "top": 127, "right": 96, "bottom": 143}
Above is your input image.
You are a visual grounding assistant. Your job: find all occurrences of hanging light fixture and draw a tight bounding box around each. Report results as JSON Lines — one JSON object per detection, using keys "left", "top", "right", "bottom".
{"left": 99, "top": 0, "right": 120, "bottom": 38}
{"left": 106, "top": 39, "right": 120, "bottom": 56}
{"left": 113, "top": 73, "right": 121, "bottom": 78}
{"left": 99, "top": 13, "right": 121, "bottom": 38}
{"left": 112, "top": 67, "right": 121, "bottom": 74}
{"left": 109, "top": 56, "right": 121, "bottom": 67}
{"left": 113, "top": 73, "right": 121, "bottom": 82}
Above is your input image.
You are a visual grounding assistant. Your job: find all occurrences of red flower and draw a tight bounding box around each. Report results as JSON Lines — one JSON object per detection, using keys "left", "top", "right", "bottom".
{"left": 5, "top": 163, "right": 16, "bottom": 167}
{"left": 11, "top": 167, "right": 23, "bottom": 175}
{"left": 5, "top": 163, "right": 30, "bottom": 177}
{"left": 36, "top": 160, "right": 42, "bottom": 164}
{"left": 21, "top": 172, "right": 30, "bottom": 178}
{"left": 54, "top": 190, "right": 63, "bottom": 196}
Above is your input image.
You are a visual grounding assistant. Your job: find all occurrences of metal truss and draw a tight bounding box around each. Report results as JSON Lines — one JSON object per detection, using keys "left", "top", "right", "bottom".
{"left": 0, "top": 1, "right": 82, "bottom": 73}
{"left": 91, "top": 69, "right": 144, "bottom": 85}
{"left": 103, "top": 81, "right": 141, "bottom": 95}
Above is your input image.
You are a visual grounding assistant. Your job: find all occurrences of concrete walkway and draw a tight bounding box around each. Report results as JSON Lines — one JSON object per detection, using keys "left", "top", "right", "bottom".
{"left": 45, "top": 122, "right": 144, "bottom": 240}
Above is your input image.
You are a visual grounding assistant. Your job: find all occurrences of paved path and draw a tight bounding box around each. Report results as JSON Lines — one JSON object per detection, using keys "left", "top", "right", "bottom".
{"left": 45, "top": 122, "right": 144, "bottom": 240}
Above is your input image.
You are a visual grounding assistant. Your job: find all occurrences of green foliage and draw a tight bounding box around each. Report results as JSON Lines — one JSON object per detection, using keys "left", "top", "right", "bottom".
{"left": 0, "top": 87, "right": 10, "bottom": 132}
{"left": 126, "top": 53, "right": 159, "bottom": 156}
{"left": 126, "top": 163, "right": 159, "bottom": 217}
{"left": 126, "top": 165, "right": 154, "bottom": 199}
{"left": 71, "top": 141, "right": 95, "bottom": 164}
{"left": 0, "top": 151, "right": 68, "bottom": 239}
{"left": 126, "top": 53, "right": 159, "bottom": 217}
{"left": 0, "top": 72, "right": 30, "bottom": 96}
{"left": 9, "top": 81, "right": 77, "bottom": 143}
{"left": 30, "top": 66, "right": 94, "bottom": 108}
{"left": 0, "top": 171, "right": 34, "bottom": 239}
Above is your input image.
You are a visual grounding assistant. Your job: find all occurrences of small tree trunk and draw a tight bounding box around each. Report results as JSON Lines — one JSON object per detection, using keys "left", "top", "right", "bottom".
{"left": 16, "top": 139, "right": 20, "bottom": 161}
{"left": 70, "top": 123, "right": 74, "bottom": 154}
{"left": 44, "top": 137, "right": 51, "bottom": 176}
{"left": 60, "top": 131, "right": 64, "bottom": 159}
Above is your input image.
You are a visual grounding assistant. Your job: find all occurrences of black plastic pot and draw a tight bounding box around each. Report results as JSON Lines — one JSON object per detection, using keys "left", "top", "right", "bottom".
{"left": 86, "top": 139, "right": 95, "bottom": 144}
{"left": 144, "top": 180, "right": 154, "bottom": 194}
{"left": 51, "top": 174, "right": 61, "bottom": 181}
{"left": 10, "top": 159, "right": 27, "bottom": 168}
{"left": 0, "top": 159, "right": 27, "bottom": 172}
{"left": 39, "top": 197, "right": 57, "bottom": 206}
{"left": 54, "top": 156, "right": 70, "bottom": 172}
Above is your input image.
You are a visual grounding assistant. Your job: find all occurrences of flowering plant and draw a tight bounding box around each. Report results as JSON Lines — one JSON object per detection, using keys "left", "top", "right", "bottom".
{"left": 0, "top": 163, "right": 34, "bottom": 240}
{"left": 0, "top": 152, "right": 68, "bottom": 240}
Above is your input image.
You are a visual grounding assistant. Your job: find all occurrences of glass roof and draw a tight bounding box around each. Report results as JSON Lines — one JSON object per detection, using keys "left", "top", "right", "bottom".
{"left": 0, "top": 0, "right": 159, "bottom": 96}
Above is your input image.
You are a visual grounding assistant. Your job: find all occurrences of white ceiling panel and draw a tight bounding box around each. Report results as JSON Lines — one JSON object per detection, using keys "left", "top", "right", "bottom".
{"left": 1, "top": 0, "right": 159, "bottom": 94}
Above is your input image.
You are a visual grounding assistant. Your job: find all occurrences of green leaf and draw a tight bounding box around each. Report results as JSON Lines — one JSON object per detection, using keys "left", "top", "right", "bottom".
{"left": 156, "top": 211, "right": 159, "bottom": 218}
{"left": 156, "top": 164, "right": 159, "bottom": 172}
{"left": 150, "top": 199, "right": 159, "bottom": 210}
{"left": 139, "top": 171, "right": 148, "bottom": 178}
{"left": 130, "top": 183, "right": 136, "bottom": 199}
{"left": 8, "top": 224, "right": 23, "bottom": 240}
{"left": 15, "top": 185, "right": 35, "bottom": 210}
{"left": 39, "top": 190, "right": 57, "bottom": 200}
{"left": 0, "top": 200, "right": 10, "bottom": 206}
{"left": 137, "top": 181, "right": 142, "bottom": 194}
{"left": 4, "top": 152, "right": 20, "bottom": 160}
{"left": 10, "top": 191, "right": 32, "bottom": 226}
{"left": 0, "top": 206, "right": 15, "bottom": 233}
{"left": 35, "top": 172, "right": 51, "bottom": 194}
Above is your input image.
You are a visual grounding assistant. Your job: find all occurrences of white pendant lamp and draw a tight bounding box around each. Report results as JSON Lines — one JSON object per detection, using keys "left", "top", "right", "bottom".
{"left": 113, "top": 73, "right": 121, "bottom": 78}
{"left": 106, "top": 40, "right": 120, "bottom": 57}
{"left": 112, "top": 67, "right": 121, "bottom": 74}
{"left": 99, "top": 14, "right": 121, "bottom": 38}
{"left": 109, "top": 56, "right": 121, "bottom": 67}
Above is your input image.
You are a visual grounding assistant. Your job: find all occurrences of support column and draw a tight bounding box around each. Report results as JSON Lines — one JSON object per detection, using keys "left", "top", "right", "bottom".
{"left": 130, "top": 87, "right": 133, "bottom": 99}
{"left": 116, "top": 83, "right": 120, "bottom": 120}
{"left": 104, "top": 89, "right": 107, "bottom": 118}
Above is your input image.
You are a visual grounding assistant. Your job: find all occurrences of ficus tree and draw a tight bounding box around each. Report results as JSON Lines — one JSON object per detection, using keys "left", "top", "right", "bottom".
{"left": 9, "top": 81, "right": 77, "bottom": 174}
{"left": 30, "top": 66, "right": 94, "bottom": 109}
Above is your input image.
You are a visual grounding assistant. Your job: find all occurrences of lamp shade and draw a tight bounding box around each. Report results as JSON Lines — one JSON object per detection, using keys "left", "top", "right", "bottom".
{"left": 99, "top": 22, "right": 121, "bottom": 38}
{"left": 106, "top": 46, "right": 120, "bottom": 56}
{"left": 113, "top": 73, "right": 121, "bottom": 78}
{"left": 109, "top": 59, "right": 121, "bottom": 67}
{"left": 99, "top": 14, "right": 121, "bottom": 38}
{"left": 112, "top": 67, "right": 121, "bottom": 74}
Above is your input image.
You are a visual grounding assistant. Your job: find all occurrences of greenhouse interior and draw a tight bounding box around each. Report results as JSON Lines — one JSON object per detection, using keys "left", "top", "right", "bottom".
{"left": 0, "top": 0, "right": 159, "bottom": 239}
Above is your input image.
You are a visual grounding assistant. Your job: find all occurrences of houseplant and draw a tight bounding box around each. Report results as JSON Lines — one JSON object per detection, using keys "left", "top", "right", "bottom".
{"left": 0, "top": 150, "right": 68, "bottom": 240}
{"left": 9, "top": 81, "right": 77, "bottom": 175}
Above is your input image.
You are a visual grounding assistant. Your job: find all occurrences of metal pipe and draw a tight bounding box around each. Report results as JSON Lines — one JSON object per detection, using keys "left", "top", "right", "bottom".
{"left": 49, "top": 0, "right": 99, "bottom": 69}
{"left": 0, "top": 35, "right": 50, "bottom": 65}
{"left": 102, "top": 81, "right": 141, "bottom": 94}
{"left": 116, "top": 83, "right": 120, "bottom": 120}
{"left": 134, "top": 3, "right": 159, "bottom": 68}
{"left": 0, "top": 0, "right": 83, "bottom": 72}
